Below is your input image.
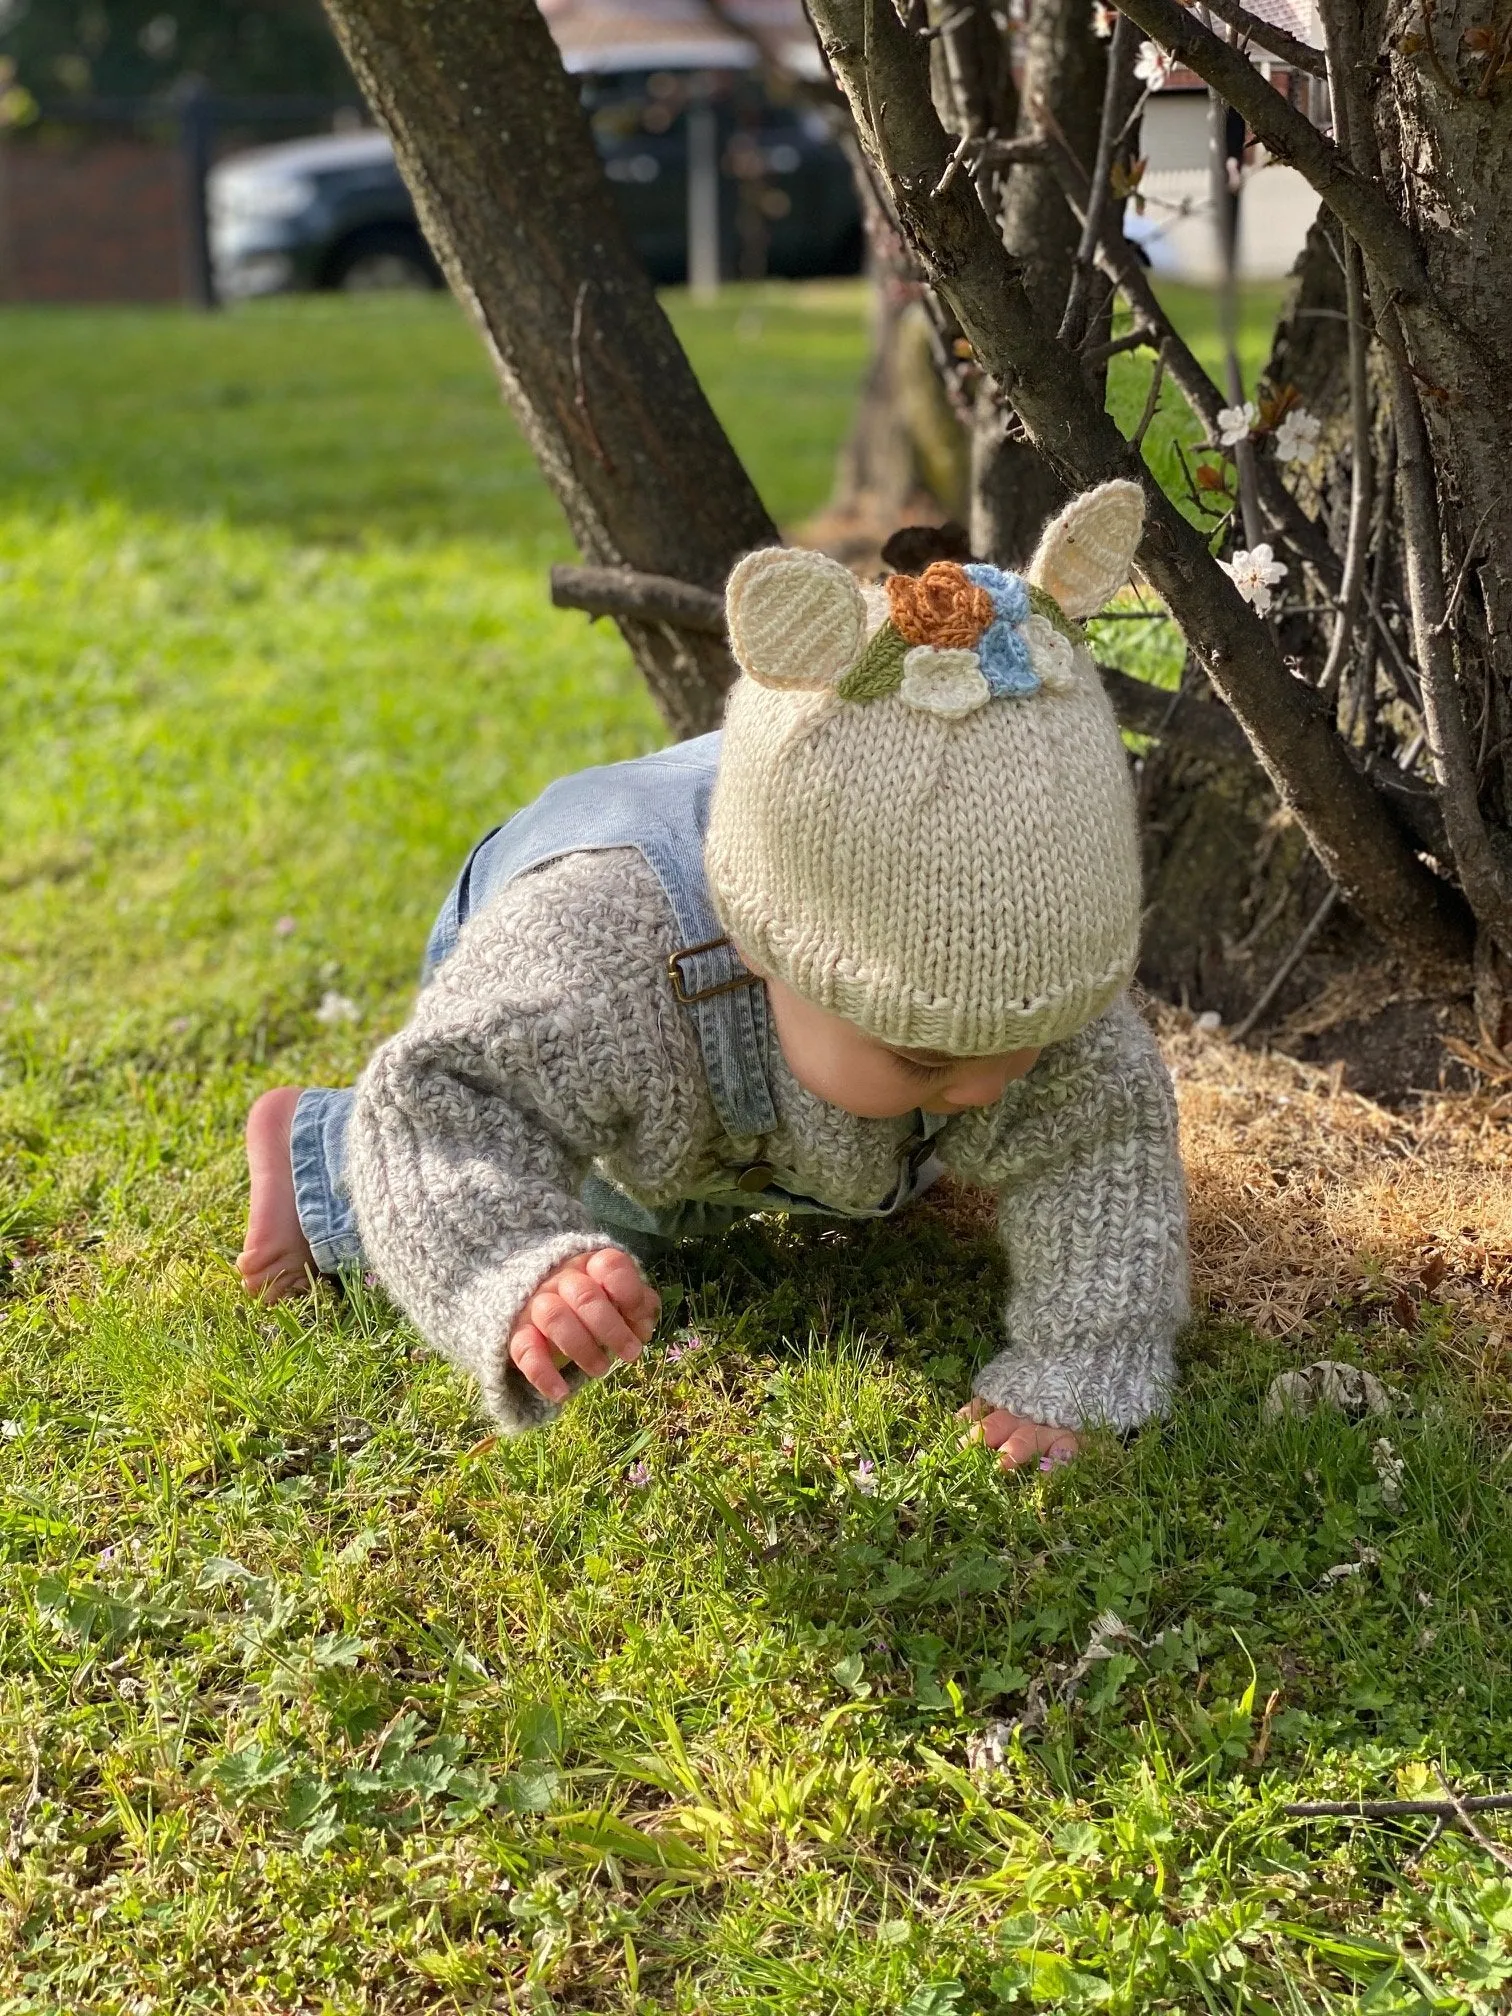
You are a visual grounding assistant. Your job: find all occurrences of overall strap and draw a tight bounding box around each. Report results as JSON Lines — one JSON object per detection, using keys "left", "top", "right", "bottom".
{"left": 450, "top": 736, "right": 780, "bottom": 1142}
{"left": 643, "top": 835, "right": 779, "bottom": 1141}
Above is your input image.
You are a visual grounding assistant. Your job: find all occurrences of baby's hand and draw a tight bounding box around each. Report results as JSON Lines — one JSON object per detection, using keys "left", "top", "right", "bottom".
{"left": 508, "top": 1247, "right": 660, "bottom": 1403}
{"left": 957, "top": 1397, "right": 1079, "bottom": 1472}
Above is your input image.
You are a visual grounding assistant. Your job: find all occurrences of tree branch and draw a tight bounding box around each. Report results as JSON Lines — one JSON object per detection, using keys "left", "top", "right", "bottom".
{"left": 1112, "top": 0, "right": 1433, "bottom": 312}
{"left": 550, "top": 565, "right": 728, "bottom": 634}
{"left": 1316, "top": 8, "right": 1374, "bottom": 702}
{"left": 803, "top": 0, "right": 1473, "bottom": 978}
{"left": 1058, "top": 9, "right": 1139, "bottom": 350}
{"left": 1194, "top": 0, "right": 1327, "bottom": 77}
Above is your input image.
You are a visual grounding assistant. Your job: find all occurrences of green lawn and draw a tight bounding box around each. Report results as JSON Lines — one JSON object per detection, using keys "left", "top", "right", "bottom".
{"left": 2, "top": 283, "right": 1510, "bottom": 2015}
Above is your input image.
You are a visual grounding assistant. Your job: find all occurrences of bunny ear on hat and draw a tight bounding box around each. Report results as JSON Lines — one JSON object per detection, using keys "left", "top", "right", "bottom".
{"left": 726, "top": 546, "right": 868, "bottom": 690}
{"left": 1027, "top": 479, "right": 1146, "bottom": 619}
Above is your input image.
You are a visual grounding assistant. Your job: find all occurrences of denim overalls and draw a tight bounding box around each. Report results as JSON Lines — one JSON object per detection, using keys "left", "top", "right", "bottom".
{"left": 289, "top": 733, "right": 947, "bottom": 1273}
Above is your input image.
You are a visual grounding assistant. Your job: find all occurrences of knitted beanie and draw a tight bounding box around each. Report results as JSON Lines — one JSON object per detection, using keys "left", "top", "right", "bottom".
{"left": 704, "top": 480, "right": 1146, "bottom": 1056}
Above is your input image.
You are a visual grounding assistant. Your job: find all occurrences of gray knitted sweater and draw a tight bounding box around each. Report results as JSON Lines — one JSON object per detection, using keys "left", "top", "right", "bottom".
{"left": 346, "top": 848, "right": 1189, "bottom": 1436}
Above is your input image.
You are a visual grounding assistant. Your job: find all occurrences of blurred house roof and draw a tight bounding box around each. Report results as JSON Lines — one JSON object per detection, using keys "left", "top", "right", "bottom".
{"left": 538, "top": 0, "right": 825, "bottom": 77}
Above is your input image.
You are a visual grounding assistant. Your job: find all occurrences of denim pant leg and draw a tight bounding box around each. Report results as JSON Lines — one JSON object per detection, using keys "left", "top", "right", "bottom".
{"left": 289, "top": 1087, "right": 364, "bottom": 1277}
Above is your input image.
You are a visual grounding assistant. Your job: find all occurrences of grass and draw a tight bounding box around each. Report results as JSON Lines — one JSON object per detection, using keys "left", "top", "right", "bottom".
{"left": 2, "top": 281, "right": 1510, "bottom": 2014}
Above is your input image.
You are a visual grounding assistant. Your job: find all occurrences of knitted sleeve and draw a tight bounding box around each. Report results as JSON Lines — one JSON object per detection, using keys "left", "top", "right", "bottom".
{"left": 344, "top": 849, "right": 704, "bottom": 1434}
{"left": 938, "top": 994, "right": 1190, "bottom": 1432}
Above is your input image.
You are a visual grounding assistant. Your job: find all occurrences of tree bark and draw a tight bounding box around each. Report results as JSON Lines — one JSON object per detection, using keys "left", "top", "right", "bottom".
{"left": 317, "top": 0, "right": 778, "bottom": 738}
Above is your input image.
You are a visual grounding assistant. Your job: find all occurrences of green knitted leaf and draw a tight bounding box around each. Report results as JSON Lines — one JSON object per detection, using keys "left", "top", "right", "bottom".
{"left": 1027, "top": 582, "right": 1086, "bottom": 647}
{"left": 836, "top": 621, "right": 906, "bottom": 701}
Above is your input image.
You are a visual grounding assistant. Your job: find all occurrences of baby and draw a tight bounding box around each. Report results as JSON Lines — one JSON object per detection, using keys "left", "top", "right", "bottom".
{"left": 238, "top": 480, "right": 1189, "bottom": 1470}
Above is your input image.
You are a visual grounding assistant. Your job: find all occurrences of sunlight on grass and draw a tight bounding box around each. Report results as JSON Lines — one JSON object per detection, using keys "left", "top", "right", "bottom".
{"left": 2, "top": 285, "right": 1510, "bottom": 2014}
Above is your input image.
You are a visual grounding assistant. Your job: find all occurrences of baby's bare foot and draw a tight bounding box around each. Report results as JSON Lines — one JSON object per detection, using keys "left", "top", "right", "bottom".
{"left": 237, "top": 1086, "right": 316, "bottom": 1302}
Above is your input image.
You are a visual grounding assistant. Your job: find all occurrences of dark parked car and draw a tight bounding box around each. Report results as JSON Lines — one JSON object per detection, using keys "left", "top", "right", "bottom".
{"left": 208, "top": 68, "right": 861, "bottom": 300}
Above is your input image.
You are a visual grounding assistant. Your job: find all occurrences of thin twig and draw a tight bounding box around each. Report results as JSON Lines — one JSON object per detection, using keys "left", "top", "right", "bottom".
{"left": 1232, "top": 887, "right": 1339, "bottom": 1041}
{"left": 1058, "top": 10, "right": 1139, "bottom": 351}
{"left": 1435, "top": 1770, "right": 1512, "bottom": 1874}
{"left": 1430, "top": 503, "right": 1494, "bottom": 638}
{"left": 1284, "top": 1792, "right": 1512, "bottom": 1820}
{"left": 931, "top": 126, "right": 976, "bottom": 198}
{"left": 977, "top": 135, "right": 1050, "bottom": 166}
{"left": 1079, "top": 323, "right": 1160, "bottom": 367}
{"left": 1131, "top": 350, "right": 1167, "bottom": 452}
{"left": 916, "top": 3, "right": 974, "bottom": 39}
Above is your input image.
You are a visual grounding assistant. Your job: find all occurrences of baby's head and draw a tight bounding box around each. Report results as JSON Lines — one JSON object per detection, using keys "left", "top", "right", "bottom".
{"left": 704, "top": 481, "right": 1146, "bottom": 1120}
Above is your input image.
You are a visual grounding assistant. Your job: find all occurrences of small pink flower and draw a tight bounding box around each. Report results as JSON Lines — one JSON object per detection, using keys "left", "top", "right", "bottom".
{"left": 1039, "top": 1447, "right": 1074, "bottom": 1473}
{"left": 627, "top": 1459, "right": 652, "bottom": 1487}
{"left": 273, "top": 915, "right": 296, "bottom": 938}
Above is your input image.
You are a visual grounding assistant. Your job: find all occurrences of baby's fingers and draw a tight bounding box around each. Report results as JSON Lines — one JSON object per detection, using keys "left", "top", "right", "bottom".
{"left": 584, "top": 1248, "right": 660, "bottom": 1339}
{"left": 508, "top": 1325, "right": 571, "bottom": 1404}
{"left": 553, "top": 1268, "right": 643, "bottom": 1363}
{"left": 527, "top": 1287, "right": 614, "bottom": 1380}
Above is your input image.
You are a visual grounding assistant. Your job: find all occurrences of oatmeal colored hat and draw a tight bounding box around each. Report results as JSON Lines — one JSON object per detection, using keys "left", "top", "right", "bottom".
{"left": 705, "top": 480, "right": 1146, "bottom": 1055}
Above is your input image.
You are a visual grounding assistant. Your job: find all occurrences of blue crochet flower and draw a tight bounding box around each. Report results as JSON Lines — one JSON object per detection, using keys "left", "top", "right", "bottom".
{"left": 962, "top": 565, "right": 1038, "bottom": 696}
{"left": 964, "top": 563, "right": 1030, "bottom": 626}
{"left": 977, "top": 619, "right": 1040, "bottom": 696}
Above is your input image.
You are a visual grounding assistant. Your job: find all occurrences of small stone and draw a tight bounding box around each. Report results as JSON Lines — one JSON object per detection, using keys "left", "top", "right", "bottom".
{"left": 1196, "top": 1009, "right": 1222, "bottom": 1032}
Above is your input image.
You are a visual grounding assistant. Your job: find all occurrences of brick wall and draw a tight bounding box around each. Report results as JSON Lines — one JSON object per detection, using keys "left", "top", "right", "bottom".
{"left": 0, "top": 132, "right": 191, "bottom": 303}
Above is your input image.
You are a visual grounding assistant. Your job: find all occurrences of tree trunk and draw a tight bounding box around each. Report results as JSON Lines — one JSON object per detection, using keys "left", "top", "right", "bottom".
{"left": 317, "top": 0, "right": 778, "bottom": 739}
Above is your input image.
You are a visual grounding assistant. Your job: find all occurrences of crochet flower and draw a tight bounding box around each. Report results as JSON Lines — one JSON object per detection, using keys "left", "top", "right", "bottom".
{"left": 722, "top": 508, "right": 1140, "bottom": 722}
{"left": 960, "top": 564, "right": 1035, "bottom": 695}
{"left": 885, "top": 563, "right": 996, "bottom": 649}
{"left": 900, "top": 646, "right": 991, "bottom": 719}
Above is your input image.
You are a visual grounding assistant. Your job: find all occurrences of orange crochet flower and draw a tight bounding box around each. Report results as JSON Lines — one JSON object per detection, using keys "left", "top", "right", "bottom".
{"left": 885, "top": 562, "right": 996, "bottom": 649}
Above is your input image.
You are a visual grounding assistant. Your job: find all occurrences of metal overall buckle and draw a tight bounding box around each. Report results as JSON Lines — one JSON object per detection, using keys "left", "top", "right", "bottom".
{"left": 667, "top": 935, "right": 764, "bottom": 1006}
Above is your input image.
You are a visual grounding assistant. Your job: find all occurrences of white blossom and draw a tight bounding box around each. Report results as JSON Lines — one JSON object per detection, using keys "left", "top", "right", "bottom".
{"left": 315, "top": 990, "right": 360, "bottom": 1026}
{"left": 1216, "top": 400, "right": 1258, "bottom": 447}
{"left": 1090, "top": 3, "right": 1118, "bottom": 38}
{"left": 1273, "top": 406, "right": 1322, "bottom": 464}
{"left": 0, "top": 1419, "right": 22, "bottom": 1440}
{"left": 1134, "top": 40, "right": 1176, "bottom": 89}
{"left": 1219, "top": 544, "right": 1288, "bottom": 616}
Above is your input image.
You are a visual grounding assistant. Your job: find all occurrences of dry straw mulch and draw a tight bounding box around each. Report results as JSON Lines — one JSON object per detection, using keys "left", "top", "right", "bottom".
{"left": 1157, "top": 1005, "right": 1512, "bottom": 1368}
{"left": 925, "top": 1003, "right": 1512, "bottom": 1379}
